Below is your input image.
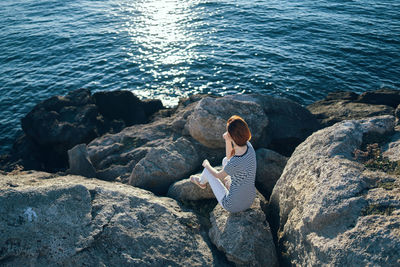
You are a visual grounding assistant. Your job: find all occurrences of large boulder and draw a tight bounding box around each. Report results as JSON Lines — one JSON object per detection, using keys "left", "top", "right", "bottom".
{"left": 187, "top": 94, "right": 320, "bottom": 156}
{"left": 13, "top": 89, "right": 164, "bottom": 173}
{"left": 129, "top": 137, "right": 200, "bottom": 195}
{"left": 93, "top": 90, "right": 163, "bottom": 126}
{"left": 0, "top": 171, "right": 229, "bottom": 266}
{"left": 307, "top": 89, "right": 397, "bottom": 128}
{"left": 255, "top": 148, "right": 288, "bottom": 199}
{"left": 226, "top": 94, "right": 321, "bottom": 156}
{"left": 209, "top": 192, "right": 278, "bottom": 266}
{"left": 186, "top": 96, "right": 269, "bottom": 148}
{"left": 269, "top": 115, "right": 400, "bottom": 266}
{"left": 21, "top": 89, "right": 101, "bottom": 169}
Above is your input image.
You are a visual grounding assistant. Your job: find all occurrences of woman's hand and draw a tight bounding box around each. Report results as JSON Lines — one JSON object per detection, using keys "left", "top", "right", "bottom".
{"left": 202, "top": 159, "right": 210, "bottom": 169}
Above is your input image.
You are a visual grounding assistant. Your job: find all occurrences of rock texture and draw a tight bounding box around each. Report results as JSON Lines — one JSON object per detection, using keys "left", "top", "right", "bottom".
{"left": 187, "top": 96, "right": 269, "bottom": 148}
{"left": 209, "top": 192, "right": 278, "bottom": 267}
{"left": 187, "top": 94, "right": 320, "bottom": 156}
{"left": 255, "top": 148, "right": 288, "bottom": 199}
{"left": 75, "top": 93, "right": 317, "bottom": 193}
{"left": 67, "top": 144, "right": 96, "bottom": 178}
{"left": 307, "top": 89, "right": 398, "bottom": 128}
{"left": 269, "top": 115, "right": 400, "bottom": 266}
{"left": 5, "top": 89, "right": 164, "bottom": 173}
{"left": 0, "top": 171, "right": 229, "bottom": 266}
{"left": 167, "top": 166, "right": 225, "bottom": 202}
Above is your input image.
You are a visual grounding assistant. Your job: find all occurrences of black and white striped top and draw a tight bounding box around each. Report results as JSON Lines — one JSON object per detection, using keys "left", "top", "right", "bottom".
{"left": 222, "top": 141, "right": 257, "bottom": 213}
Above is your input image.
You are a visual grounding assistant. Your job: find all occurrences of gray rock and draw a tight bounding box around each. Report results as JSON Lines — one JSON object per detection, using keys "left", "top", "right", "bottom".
{"left": 129, "top": 137, "right": 200, "bottom": 195}
{"left": 269, "top": 115, "right": 400, "bottom": 266}
{"left": 209, "top": 192, "right": 278, "bottom": 267}
{"left": 67, "top": 144, "right": 96, "bottom": 178}
{"left": 187, "top": 96, "right": 269, "bottom": 148}
{"left": 167, "top": 166, "right": 224, "bottom": 201}
{"left": 382, "top": 129, "right": 400, "bottom": 162}
{"left": 0, "top": 171, "right": 225, "bottom": 266}
{"left": 255, "top": 148, "right": 288, "bottom": 199}
{"left": 395, "top": 104, "right": 400, "bottom": 122}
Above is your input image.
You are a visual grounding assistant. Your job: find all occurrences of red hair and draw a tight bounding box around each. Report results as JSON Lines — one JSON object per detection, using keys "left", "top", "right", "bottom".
{"left": 227, "top": 115, "right": 251, "bottom": 156}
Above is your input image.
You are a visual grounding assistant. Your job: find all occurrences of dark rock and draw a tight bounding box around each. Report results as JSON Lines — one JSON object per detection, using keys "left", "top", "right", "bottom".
{"left": 67, "top": 144, "right": 96, "bottom": 178}
{"left": 93, "top": 90, "right": 163, "bottom": 126}
{"left": 255, "top": 148, "right": 288, "bottom": 199}
{"left": 357, "top": 88, "right": 400, "bottom": 108}
{"left": 324, "top": 91, "right": 358, "bottom": 101}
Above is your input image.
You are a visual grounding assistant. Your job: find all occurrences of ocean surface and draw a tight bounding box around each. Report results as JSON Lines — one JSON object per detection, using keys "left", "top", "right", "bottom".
{"left": 0, "top": 0, "right": 399, "bottom": 155}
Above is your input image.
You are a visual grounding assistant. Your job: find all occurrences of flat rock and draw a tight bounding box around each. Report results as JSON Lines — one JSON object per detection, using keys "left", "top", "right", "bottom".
{"left": 209, "top": 192, "right": 278, "bottom": 266}
{"left": 0, "top": 171, "right": 227, "bottom": 266}
{"left": 269, "top": 115, "right": 400, "bottom": 266}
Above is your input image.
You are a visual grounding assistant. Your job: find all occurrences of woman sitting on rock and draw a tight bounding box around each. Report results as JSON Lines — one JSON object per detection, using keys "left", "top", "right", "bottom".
{"left": 190, "top": 115, "right": 257, "bottom": 213}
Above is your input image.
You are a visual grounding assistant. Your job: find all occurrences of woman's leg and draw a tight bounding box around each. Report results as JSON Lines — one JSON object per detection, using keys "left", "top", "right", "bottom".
{"left": 201, "top": 168, "right": 229, "bottom": 207}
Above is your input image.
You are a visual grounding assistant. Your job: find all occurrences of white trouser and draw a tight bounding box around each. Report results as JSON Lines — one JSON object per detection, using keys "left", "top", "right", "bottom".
{"left": 199, "top": 157, "right": 230, "bottom": 208}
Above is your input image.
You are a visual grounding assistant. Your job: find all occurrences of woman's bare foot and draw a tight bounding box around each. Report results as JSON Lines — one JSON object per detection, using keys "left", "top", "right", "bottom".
{"left": 190, "top": 175, "right": 206, "bottom": 189}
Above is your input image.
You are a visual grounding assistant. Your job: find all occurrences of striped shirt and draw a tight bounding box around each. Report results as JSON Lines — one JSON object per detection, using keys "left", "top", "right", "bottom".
{"left": 222, "top": 141, "right": 257, "bottom": 213}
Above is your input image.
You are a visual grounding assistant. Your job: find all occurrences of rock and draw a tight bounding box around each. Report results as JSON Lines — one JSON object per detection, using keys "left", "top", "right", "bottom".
{"left": 67, "top": 144, "right": 96, "bottom": 178}
{"left": 269, "top": 115, "right": 400, "bottom": 266}
{"left": 167, "top": 166, "right": 225, "bottom": 202}
{"left": 209, "top": 192, "right": 278, "bottom": 266}
{"left": 228, "top": 94, "right": 320, "bottom": 155}
{"left": 129, "top": 137, "right": 200, "bottom": 195}
{"left": 10, "top": 89, "right": 164, "bottom": 173}
{"left": 382, "top": 129, "right": 400, "bottom": 162}
{"left": 307, "top": 89, "right": 399, "bottom": 128}
{"left": 357, "top": 88, "right": 400, "bottom": 108}
{"left": 86, "top": 96, "right": 224, "bottom": 186}
{"left": 21, "top": 89, "right": 100, "bottom": 169}
{"left": 0, "top": 171, "right": 228, "bottom": 266}
{"left": 255, "top": 148, "right": 288, "bottom": 199}
{"left": 307, "top": 100, "right": 394, "bottom": 128}
{"left": 395, "top": 104, "right": 400, "bottom": 122}
{"left": 93, "top": 90, "right": 162, "bottom": 126}
{"left": 187, "top": 94, "right": 320, "bottom": 156}
{"left": 187, "top": 96, "right": 269, "bottom": 148}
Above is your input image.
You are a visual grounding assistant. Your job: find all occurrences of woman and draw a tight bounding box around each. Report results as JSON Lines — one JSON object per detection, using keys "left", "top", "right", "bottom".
{"left": 190, "top": 115, "right": 257, "bottom": 213}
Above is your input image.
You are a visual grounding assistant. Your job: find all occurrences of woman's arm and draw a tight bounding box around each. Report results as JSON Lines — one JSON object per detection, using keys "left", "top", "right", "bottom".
{"left": 223, "top": 132, "right": 234, "bottom": 159}
{"left": 203, "top": 160, "right": 228, "bottom": 180}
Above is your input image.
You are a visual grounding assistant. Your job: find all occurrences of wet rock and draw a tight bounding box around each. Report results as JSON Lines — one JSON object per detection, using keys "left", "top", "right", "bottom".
{"left": 307, "top": 89, "right": 398, "bottom": 128}
{"left": 209, "top": 192, "right": 278, "bottom": 266}
{"left": 269, "top": 115, "right": 400, "bottom": 266}
{"left": 93, "top": 90, "right": 163, "bottom": 126}
{"left": 255, "top": 148, "right": 287, "bottom": 199}
{"left": 357, "top": 88, "right": 400, "bottom": 108}
{"left": 67, "top": 144, "right": 96, "bottom": 178}
{"left": 0, "top": 171, "right": 224, "bottom": 266}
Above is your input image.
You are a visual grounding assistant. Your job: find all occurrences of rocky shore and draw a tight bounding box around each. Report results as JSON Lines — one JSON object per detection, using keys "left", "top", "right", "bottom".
{"left": 1, "top": 88, "right": 399, "bottom": 266}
